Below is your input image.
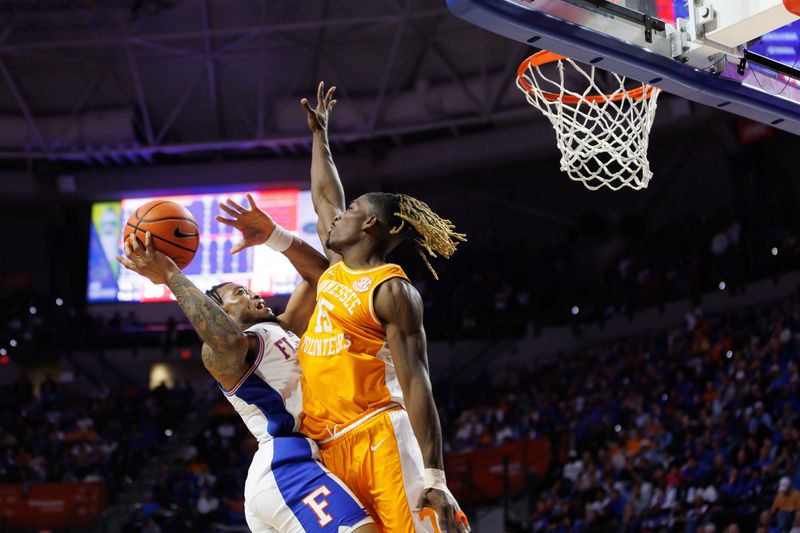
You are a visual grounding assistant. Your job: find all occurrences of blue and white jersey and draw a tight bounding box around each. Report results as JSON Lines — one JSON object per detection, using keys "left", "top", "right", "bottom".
{"left": 215, "top": 322, "right": 372, "bottom": 532}
{"left": 220, "top": 321, "right": 303, "bottom": 445}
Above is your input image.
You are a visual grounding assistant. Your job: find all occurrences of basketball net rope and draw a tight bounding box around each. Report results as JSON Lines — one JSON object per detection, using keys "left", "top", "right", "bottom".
{"left": 517, "top": 58, "right": 660, "bottom": 190}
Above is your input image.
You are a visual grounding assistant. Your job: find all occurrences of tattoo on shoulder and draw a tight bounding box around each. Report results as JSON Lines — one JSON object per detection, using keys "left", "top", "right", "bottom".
{"left": 167, "top": 272, "right": 246, "bottom": 373}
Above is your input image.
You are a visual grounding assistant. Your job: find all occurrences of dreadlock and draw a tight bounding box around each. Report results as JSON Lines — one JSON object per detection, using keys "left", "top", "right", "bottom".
{"left": 368, "top": 192, "right": 466, "bottom": 280}
{"left": 205, "top": 282, "right": 232, "bottom": 307}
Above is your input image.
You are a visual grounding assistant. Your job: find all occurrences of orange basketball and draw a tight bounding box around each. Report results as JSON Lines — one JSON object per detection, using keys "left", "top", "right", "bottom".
{"left": 123, "top": 200, "right": 199, "bottom": 270}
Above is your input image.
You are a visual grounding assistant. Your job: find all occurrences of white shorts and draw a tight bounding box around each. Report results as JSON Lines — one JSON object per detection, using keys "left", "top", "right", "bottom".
{"left": 244, "top": 435, "right": 374, "bottom": 533}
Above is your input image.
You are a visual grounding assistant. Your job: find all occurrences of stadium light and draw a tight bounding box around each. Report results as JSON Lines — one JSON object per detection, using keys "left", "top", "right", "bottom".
{"left": 9, "top": 339, "right": 17, "bottom": 347}
{"left": 718, "top": 281, "right": 726, "bottom": 291}
{"left": 726, "top": 350, "right": 733, "bottom": 359}
{"left": 571, "top": 306, "right": 580, "bottom": 316}
{"left": 55, "top": 298, "right": 64, "bottom": 306}
{"left": 614, "top": 424, "right": 622, "bottom": 433}
{"left": 0, "top": 348, "right": 6, "bottom": 356}
{"left": 29, "top": 306, "right": 37, "bottom": 315}
{"left": 772, "top": 247, "right": 778, "bottom": 256}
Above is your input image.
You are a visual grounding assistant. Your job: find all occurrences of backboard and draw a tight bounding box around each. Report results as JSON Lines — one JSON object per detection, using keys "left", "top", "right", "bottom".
{"left": 447, "top": 0, "right": 800, "bottom": 135}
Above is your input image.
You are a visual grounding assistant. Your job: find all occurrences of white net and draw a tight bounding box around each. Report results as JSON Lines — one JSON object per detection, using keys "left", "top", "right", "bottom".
{"left": 516, "top": 53, "right": 660, "bottom": 191}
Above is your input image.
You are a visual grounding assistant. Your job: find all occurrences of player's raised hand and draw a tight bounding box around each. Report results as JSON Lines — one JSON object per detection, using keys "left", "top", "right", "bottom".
{"left": 416, "top": 488, "right": 470, "bottom": 533}
{"left": 300, "top": 81, "right": 336, "bottom": 133}
{"left": 216, "top": 193, "right": 277, "bottom": 254}
{"left": 116, "top": 232, "right": 179, "bottom": 285}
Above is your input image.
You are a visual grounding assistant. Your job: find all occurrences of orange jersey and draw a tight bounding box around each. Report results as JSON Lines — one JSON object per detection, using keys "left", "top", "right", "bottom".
{"left": 298, "top": 262, "right": 408, "bottom": 441}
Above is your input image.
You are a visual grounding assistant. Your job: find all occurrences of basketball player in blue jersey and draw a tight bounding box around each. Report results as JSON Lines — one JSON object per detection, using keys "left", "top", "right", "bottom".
{"left": 117, "top": 228, "right": 378, "bottom": 533}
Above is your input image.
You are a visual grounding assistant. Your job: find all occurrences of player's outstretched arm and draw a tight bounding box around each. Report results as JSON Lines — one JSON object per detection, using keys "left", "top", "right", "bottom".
{"left": 301, "top": 81, "right": 344, "bottom": 263}
{"left": 116, "top": 232, "right": 253, "bottom": 387}
{"left": 217, "top": 193, "right": 329, "bottom": 285}
{"left": 216, "top": 194, "right": 327, "bottom": 337}
{"left": 277, "top": 280, "right": 316, "bottom": 338}
{"left": 374, "top": 278, "right": 470, "bottom": 533}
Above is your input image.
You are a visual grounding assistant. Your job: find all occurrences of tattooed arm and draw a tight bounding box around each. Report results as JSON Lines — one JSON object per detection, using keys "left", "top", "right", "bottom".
{"left": 167, "top": 270, "right": 252, "bottom": 383}
{"left": 117, "top": 232, "right": 254, "bottom": 388}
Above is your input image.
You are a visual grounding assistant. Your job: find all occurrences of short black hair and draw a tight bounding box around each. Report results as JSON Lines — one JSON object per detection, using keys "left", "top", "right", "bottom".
{"left": 205, "top": 282, "right": 233, "bottom": 307}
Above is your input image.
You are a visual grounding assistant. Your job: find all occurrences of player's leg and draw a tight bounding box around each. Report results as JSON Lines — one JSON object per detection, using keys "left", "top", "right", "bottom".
{"left": 268, "top": 436, "right": 375, "bottom": 532}
{"left": 244, "top": 437, "right": 375, "bottom": 533}
{"left": 243, "top": 444, "right": 288, "bottom": 532}
{"left": 376, "top": 408, "right": 438, "bottom": 532}
{"left": 383, "top": 408, "right": 471, "bottom": 533}
{"left": 244, "top": 492, "right": 280, "bottom": 533}
{"left": 322, "top": 408, "right": 432, "bottom": 533}
{"left": 349, "top": 408, "right": 468, "bottom": 532}
{"left": 319, "top": 430, "right": 383, "bottom": 526}
{"left": 247, "top": 487, "right": 381, "bottom": 532}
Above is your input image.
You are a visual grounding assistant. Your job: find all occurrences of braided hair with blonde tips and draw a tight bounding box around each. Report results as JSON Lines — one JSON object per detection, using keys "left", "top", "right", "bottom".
{"left": 365, "top": 192, "right": 466, "bottom": 280}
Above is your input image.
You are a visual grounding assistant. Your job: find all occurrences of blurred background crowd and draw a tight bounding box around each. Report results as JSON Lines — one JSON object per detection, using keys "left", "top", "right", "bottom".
{"left": 3, "top": 280, "right": 800, "bottom": 531}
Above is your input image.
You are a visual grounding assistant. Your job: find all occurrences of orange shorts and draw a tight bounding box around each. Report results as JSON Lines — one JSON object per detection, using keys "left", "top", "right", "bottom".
{"left": 319, "top": 406, "right": 438, "bottom": 532}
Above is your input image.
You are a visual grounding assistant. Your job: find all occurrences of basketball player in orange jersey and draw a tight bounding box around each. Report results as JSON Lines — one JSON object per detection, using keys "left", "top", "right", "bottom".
{"left": 298, "top": 82, "right": 470, "bottom": 533}
{"left": 221, "top": 86, "right": 468, "bottom": 532}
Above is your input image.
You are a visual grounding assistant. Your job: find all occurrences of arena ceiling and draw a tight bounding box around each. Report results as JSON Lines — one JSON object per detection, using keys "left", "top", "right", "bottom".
{"left": 0, "top": 0, "right": 541, "bottom": 165}
{"left": 0, "top": 0, "right": 725, "bottom": 172}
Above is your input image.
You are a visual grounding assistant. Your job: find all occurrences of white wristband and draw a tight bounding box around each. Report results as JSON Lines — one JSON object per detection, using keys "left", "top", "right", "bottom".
{"left": 424, "top": 468, "right": 448, "bottom": 491}
{"left": 265, "top": 224, "right": 292, "bottom": 252}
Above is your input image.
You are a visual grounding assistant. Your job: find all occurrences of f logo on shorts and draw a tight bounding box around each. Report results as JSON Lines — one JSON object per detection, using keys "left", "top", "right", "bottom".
{"left": 302, "top": 485, "right": 333, "bottom": 526}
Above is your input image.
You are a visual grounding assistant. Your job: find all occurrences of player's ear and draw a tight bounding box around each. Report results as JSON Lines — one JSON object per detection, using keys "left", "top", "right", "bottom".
{"left": 362, "top": 214, "right": 378, "bottom": 230}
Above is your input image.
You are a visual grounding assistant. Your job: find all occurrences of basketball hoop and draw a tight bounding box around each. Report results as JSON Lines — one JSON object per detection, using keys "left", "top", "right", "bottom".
{"left": 516, "top": 51, "right": 660, "bottom": 191}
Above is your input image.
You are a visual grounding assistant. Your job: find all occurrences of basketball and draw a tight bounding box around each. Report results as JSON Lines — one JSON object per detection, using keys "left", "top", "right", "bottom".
{"left": 123, "top": 200, "right": 199, "bottom": 269}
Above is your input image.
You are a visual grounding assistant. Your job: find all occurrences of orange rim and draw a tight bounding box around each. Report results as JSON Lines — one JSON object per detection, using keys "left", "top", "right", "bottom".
{"left": 517, "top": 51, "right": 657, "bottom": 104}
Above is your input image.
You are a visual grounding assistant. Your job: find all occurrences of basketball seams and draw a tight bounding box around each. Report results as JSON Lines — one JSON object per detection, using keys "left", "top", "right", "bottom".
{"left": 133, "top": 201, "right": 169, "bottom": 221}
{"left": 132, "top": 201, "right": 170, "bottom": 236}
{"left": 124, "top": 200, "right": 199, "bottom": 269}
{"left": 125, "top": 223, "right": 198, "bottom": 252}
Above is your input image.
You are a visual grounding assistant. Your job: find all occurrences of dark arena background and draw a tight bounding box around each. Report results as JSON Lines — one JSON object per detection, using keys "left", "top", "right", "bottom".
{"left": 1, "top": 1, "right": 800, "bottom": 532}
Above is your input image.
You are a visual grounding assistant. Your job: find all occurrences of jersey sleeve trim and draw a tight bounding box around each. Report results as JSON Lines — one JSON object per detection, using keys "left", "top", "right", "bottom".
{"left": 368, "top": 273, "right": 411, "bottom": 328}
{"left": 219, "top": 332, "right": 265, "bottom": 396}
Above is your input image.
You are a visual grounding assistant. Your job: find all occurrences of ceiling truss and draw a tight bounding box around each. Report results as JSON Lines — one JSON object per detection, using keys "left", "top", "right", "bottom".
{"left": 0, "top": 0, "right": 534, "bottom": 167}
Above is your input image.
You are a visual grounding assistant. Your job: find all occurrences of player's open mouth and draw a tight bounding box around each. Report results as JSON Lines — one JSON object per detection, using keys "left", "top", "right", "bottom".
{"left": 255, "top": 301, "right": 265, "bottom": 310}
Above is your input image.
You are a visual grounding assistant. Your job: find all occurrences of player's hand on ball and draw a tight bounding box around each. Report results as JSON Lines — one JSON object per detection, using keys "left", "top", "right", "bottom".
{"left": 416, "top": 488, "right": 470, "bottom": 533}
{"left": 300, "top": 81, "right": 336, "bottom": 133}
{"left": 216, "top": 193, "right": 277, "bottom": 254}
{"left": 116, "top": 232, "right": 179, "bottom": 285}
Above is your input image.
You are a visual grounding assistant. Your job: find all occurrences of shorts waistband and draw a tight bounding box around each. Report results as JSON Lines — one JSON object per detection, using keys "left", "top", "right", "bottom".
{"left": 318, "top": 403, "right": 402, "bottom": 445}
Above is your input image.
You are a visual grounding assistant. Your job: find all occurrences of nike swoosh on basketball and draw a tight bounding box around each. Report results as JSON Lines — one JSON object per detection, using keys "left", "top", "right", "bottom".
{"left": 174, "top": 227, "right": 198, "bottom": 239}
{"left": 370, "top": 438, "right": 387, "bottom": 452}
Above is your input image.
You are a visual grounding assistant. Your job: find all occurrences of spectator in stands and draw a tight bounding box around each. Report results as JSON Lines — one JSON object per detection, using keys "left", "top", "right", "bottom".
{"left": 5, "top": 207, "right": 800, "bottom": 532}
{"left": 773, "top": 477, "right": 800, "bottom": 531}
{"left": 443, "top": 291, "right": 800, "bottom": 532}
{"left": 759, "top": 509, "right": 780, "bottom": 533}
